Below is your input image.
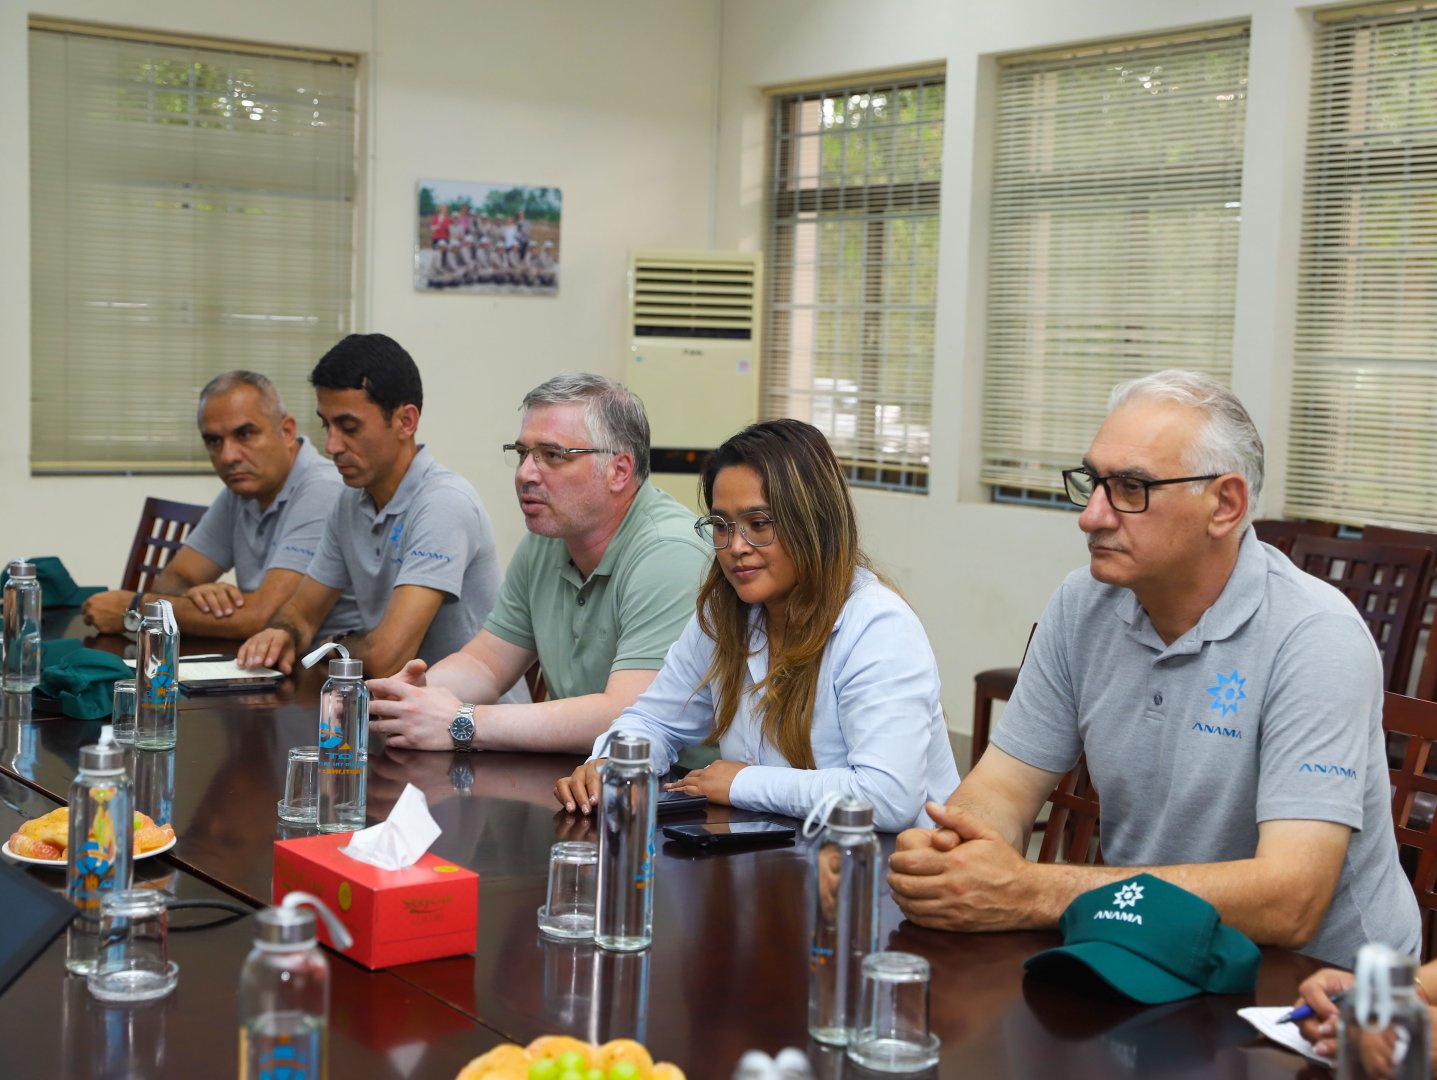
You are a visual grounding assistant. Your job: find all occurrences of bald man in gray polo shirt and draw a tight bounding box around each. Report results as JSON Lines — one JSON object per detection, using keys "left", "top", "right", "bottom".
{"left": 889, "top": 370, "right": 1418, "bottom": 969}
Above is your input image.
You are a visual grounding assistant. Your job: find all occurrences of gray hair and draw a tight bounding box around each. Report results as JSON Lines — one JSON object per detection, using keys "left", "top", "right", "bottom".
{"left": 1108, "top": 369, "right": 1265, "bottom": 527}
{"left": 522, "top": 373, "right": 651, "bottom": 483}
{"left": 197, "top": 370, "right": 288, "bottom": 429}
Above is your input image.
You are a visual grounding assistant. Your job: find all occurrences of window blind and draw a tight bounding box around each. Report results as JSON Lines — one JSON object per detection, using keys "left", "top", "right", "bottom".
{"left": 764, "top": 74, "right": 944, "bottom": 493}
{"left": 29, "top": 25, "right": 357, "bottom": 473}
{"left": 981, "top": 28, "right": 1249, "bottom": 496}
{"left": 1287, "top": 7, "right": 1437, "bottom": 530}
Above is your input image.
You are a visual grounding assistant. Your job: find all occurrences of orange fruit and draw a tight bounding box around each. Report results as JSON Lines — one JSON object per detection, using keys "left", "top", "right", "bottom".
{"left": 524, "top": 1036, "right": 595, "bottom": 1070}
{"left": 598, "top": 1039, "right": 654, "bottom": 1078}
{"left": 651, "top": 1064, "right": 686, "bottom": 1080}
{"left": 455, "top": 1043, "right": 531, "bottom": 1079}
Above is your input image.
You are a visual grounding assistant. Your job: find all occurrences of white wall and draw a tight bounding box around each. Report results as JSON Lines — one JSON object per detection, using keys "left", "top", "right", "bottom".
{"left": 714, "top": 0, "right": 1326, "bottom": 739}
{"left": 2, "top": 0, "right": 720, "bottom": 582}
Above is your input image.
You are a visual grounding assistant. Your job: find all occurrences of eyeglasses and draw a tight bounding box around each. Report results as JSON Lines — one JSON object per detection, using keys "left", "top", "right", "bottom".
{"left": 1062, "top": 467, "right": 1221, "bottom": 514}
{"left": 503, "top": 443, "right": 617, "bottom": 470}
{"left": 694, "top": 512, "right": 778, "bottom": 550}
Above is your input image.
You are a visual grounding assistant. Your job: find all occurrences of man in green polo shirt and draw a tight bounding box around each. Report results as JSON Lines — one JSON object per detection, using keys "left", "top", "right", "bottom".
{"left": 368, "top": 373, "right": 712, "bottom": 752}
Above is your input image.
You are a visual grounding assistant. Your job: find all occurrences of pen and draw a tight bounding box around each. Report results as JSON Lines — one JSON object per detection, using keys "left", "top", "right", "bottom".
{"left": 1279, "top": 990, "right": 1347, "bottom": 1025}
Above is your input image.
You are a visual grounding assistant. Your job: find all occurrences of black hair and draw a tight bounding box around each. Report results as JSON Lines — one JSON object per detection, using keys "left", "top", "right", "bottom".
{"left": 309, "top": 333, "right": 423, "bottom": 418}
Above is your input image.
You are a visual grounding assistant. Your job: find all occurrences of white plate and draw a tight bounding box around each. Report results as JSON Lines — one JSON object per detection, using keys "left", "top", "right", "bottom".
{"left": 2, "top": 834, "right": 177, "bottom": 868}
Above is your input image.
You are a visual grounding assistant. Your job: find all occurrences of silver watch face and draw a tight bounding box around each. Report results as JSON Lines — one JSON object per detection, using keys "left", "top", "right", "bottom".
{"left": 450, "top": 713, "right": 475, "bottom": 746}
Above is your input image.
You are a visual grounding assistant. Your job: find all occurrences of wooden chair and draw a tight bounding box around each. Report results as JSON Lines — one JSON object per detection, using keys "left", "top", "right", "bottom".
{"left": 524, "top": 660, "right": 548, "bottom": 704}
{"left": 1036, "top": 755, "right": 1102, "bottom": 865}
{"left": 119, "top": 498, "right": 209, "bottom": 593}
{"left": 970, "top": 623, "right": 1038, "bottom": 769}
{"left": 1252, "top": 518, "right": 1339, "bottom": 557}
{"left": 1382, "top": 691, "right": 1437, "bottom": 961}
{"left": 1366, "top": 526, "right": 1437, "bottom": 699}
{"left": 1289, "top": 535, "right": 1434, "bottom": 694}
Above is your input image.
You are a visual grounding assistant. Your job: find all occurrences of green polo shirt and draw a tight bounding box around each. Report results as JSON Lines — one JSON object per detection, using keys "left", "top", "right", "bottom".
{"left": 484, "top": 482, "right": 712, "bottom": 699}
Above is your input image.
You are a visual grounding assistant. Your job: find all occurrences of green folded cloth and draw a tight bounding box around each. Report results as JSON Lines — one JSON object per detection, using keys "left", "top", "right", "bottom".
{"left": 0, "top": 556, "right": 105, "bottom": 607}
{"left": 37, "top": 644, "right": 131, "bottom": 720}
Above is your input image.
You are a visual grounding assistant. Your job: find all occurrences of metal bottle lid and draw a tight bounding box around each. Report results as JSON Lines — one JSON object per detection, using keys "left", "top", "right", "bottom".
{"left": 142, "top": 601, "right": 168, "bottom": 620}
{"left": 609, "top": 733, "right": 651, "bottom": 763}
{"left": 827, "top": 798, "right": 874, "bottom": 831}
{"left": 255, "top": 904, "right": 316, "bottom": 948}
{"left": 1379, "top": 950, "right": 1419, "bottom": 987}
{"left": 7, "top": 560, "right": 35, "bottom": 580}
{"left": 79, "top": 738, "right": 127, "bottom": 774}
{"left": 328, "top": 657, "right": 363, "bottom": 679}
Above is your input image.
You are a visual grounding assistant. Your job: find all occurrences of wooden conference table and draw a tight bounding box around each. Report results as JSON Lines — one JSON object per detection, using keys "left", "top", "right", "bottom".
{"left": 0, "top": 615, "right": 1329, "bottom": 1079}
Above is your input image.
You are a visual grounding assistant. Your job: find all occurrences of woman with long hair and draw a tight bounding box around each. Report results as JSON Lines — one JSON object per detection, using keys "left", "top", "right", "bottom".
{"left": 554, "top": 419, "right": 959, "bottom": 830}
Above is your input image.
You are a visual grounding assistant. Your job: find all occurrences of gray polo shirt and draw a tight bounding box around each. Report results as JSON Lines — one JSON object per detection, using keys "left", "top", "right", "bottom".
{"left": 993, "top": 528, "right": 1419, "bottom": 968}
{"left": 306, "top": 446, "right": 502, "bottom": 666}
{"left": 183, "top": 437, "right": 360, "bottom": 639}
{"left": 484, "top": 481, "right": 711, "bottom": 699}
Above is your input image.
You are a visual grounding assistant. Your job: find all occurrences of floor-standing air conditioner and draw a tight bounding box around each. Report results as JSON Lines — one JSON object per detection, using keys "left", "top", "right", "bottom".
{"left": 626, "top": 250, "right": 763, "bottom": 512}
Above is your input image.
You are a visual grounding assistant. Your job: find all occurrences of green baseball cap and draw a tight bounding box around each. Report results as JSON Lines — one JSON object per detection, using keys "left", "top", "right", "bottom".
{"left": 1023, "top": 874, "right": 1260, "bottom": 1004}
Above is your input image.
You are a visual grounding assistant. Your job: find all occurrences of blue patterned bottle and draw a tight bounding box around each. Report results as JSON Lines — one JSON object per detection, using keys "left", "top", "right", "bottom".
{"left": 303, "top": 642, "right": 368, "bottom": 834}
{"left": 65, "top": 726, "right": 133, "bottom": 974}
{"left": 135, "top": 600, "right": 179, "bottom": 750}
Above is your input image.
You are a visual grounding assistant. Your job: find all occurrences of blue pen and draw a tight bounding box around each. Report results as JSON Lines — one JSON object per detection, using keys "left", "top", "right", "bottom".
{"left": 1280, "top": 990, "right": 1347, "bottom": 1025}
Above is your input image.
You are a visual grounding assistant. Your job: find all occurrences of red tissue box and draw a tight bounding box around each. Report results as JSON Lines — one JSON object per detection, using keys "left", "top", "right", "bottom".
{"left": 273, "top": 833, "right": 478, "bottom": 970}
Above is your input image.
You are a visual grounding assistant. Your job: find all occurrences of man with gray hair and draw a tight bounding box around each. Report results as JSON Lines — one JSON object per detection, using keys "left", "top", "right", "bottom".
{"left": 889, "top": 369, "right": 1417, "bottom": 969}
{"left": 81, "top": 370, "right": 359, "bottom": 640}
{"left": 368, "top": 372, "right": 711, "bottom": 753}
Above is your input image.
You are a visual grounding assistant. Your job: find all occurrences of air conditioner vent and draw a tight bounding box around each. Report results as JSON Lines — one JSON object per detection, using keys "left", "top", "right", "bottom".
{"left": 630, "top": 253, "right": 759, "bottom": 340}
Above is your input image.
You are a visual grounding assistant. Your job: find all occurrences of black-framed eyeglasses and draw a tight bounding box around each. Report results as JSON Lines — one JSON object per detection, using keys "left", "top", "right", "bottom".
{"left": 1062, "top": 467, "right": 1221, "bottom": 514}
{"left": 694, "top": 512, "right": 778, "bottom": 550}
{"left": 503, "top": 443, "right": 617, "bottom": 470}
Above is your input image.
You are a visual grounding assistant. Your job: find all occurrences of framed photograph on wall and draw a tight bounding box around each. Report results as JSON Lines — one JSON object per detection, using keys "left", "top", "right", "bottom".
{"left": 415, "top": 180, "right": 561, "bottom": 295}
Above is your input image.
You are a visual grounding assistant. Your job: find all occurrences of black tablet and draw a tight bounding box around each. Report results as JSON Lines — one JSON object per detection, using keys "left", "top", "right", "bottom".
{"left": 0, "top": 862, "right": 79, "bottom": 996}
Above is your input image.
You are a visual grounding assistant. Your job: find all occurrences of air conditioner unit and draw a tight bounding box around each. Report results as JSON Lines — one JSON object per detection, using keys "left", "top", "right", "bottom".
{"left": 626, "top": 250, "right": 763, "bottom": 512}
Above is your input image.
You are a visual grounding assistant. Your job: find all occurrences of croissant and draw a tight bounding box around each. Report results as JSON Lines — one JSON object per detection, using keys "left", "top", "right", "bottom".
{"left": 8, "top": 807, "right": 174, "bottom": 859}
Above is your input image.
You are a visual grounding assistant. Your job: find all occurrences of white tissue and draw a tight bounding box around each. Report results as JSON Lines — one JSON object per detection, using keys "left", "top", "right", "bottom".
{"left": 338, "top": 783, "right": 442, "bottom": 870}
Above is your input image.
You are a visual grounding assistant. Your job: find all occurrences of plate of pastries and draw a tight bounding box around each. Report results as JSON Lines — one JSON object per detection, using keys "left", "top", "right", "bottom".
{"left": 4, "top": 807, "right": 176, "bottom": 867}
{"left": 456, "top": 1036, "right": 686, "bottom": 1080}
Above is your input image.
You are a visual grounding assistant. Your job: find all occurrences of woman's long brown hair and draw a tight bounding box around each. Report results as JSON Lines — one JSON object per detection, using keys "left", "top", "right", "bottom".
{"left": 696, "top": 419, "right": 869, "bottom": 769}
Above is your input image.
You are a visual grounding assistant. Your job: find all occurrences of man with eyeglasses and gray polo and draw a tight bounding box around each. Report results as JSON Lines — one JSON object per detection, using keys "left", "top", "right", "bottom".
{"left": 368, "top": 373, "right": 712, "bottom": 753}
{"left": 889, "top": 369, "right": 1417, "bottom": 969}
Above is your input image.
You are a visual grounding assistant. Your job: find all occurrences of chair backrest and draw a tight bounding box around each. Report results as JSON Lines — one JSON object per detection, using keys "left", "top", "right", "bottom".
{"left": 1382, "top": 691, "right": 1437, "bottom": 961}
{"left": 1037, "top": 755, "right": 1102, "bottom": 865}
{"left": 523, "top": 660, "right": 548, "bottom": 704}
{"left": 1288, "top": 534, "right": 1434, "bottom": 694}
{"left": 1366, "top": 526, "right": 1437, "bottom": 699}
{"left": 120, "top": 497, "right": 210, "bottom": 593}
{"left": 1253, "top": 519, "right": 1339, "bottom": 557}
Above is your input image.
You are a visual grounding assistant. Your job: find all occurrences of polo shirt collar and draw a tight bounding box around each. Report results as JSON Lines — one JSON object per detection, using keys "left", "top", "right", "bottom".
{"left": 362, "top": 444, "right": 433, "bottom": 523}
{"left": 240, "top": 436, "right": 319, "bottom": 525}
{"left": 1117, "top": 527, "right": 1265, "bottom": 655}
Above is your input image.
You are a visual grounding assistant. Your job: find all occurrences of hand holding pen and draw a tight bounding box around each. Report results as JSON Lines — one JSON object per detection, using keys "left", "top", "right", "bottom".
{"left": 1279, "top": 990, "right": 1346, "bottom": 1025}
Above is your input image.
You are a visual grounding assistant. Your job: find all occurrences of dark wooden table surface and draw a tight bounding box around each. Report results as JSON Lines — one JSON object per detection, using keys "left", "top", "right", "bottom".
{"left": 1, "top": 623, "right": 1330, "bottom": 1079}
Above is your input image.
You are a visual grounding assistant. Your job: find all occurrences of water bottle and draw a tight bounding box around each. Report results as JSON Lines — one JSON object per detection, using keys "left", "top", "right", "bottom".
{"left": 594, "top": 733, "right": 656, "bottom": 951}
{"left": 805, "top": 795, "right": 881, "bottom": 1045}
{"left": 66, "top": 725, "right": 133, "bottom": 974}
{"left": 239, "top": 891, "right": 353, "bottom": 1080}
{"left": 1339, "top": 944, "right": 1432, "bottom": 1080}
{"left": 135, "top": 600, "right": 180, "bottom": 750}
{"left": 302, "top": 642, "right": 368, "bottom": 833}
{"left": 2, "top": 559, "right": 42, "bottom": 693}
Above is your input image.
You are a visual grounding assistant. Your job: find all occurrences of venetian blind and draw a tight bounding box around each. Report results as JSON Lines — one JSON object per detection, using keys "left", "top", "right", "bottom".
{"left": 1287, "top": 6, "right": 1437, "bottom": 530}
{"left": 981, "top": 28, "right": 1249, "bottom": 497}
{"left": 764, "top": 74, "right": 944, "bottom": 493}
{"left": 29, "top": 24, "right": 357, "bottom": 472}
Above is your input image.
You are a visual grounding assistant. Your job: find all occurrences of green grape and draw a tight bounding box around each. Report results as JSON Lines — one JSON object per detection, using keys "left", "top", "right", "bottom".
{"left": 557, "top": 1050, "right": 587, "bottom": 1074}
{"left": 558, "top": 1071, "right": 585, "bottom": 1080}
{"left": 610, "top": 1062, "right": 640, "bottom": 1080}
{"left": 529, "top": 1058, "right": 561, "bottom": 1080}
{"left": 584, "top": 1070, "right": 604, "bottom": 1080}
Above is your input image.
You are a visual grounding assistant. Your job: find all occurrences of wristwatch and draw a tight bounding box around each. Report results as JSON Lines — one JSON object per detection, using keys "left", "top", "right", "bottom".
{"left": 122, "top": 592, "right": 145, "bottom": 633}
{"left": 448, "top": 762, "right": 475, "bottom": 794}
{"left": 449, "top": 703, "right": 477, "bottom": 752}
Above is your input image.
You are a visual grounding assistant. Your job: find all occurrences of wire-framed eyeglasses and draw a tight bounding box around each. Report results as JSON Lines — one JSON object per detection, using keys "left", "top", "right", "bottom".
{"left": 1062, "top": 467, "right": 1221, "bottom": 514}
{"left": 503, "top": 443, "right": 617, "bottom": 470}
{"left": 694, "top": 512, "right": 778, "bottom": 550}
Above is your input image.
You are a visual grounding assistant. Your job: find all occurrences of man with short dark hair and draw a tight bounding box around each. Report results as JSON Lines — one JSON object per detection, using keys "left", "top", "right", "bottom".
{"left": 888, "top": 369, "right": 1418, "bottom": 969}
{"left": 81, "top": 371, "right": 358, "bottom": 640}
{"left": 368, "top": 372, "right": 711, "bottom": 753}
{"left": 237, "top": 334, "right": 502, "bottom": 678}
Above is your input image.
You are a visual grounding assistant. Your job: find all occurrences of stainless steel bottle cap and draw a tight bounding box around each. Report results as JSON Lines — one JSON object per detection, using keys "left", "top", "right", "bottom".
{"left": 7, "top": 560, "right": 35, "bottom": 579}
{"left": 142, "top": 601, "right": 168, "bottom": 619}
{"left": 1382, "top": 952, "right": 1418, "bottom": 986}
{"left": 609, "top": 733, "right": 651, "bottom": 762}
{"left": 80, "top": 739, "right": 127, "bottom": 773}
{"left": 328, "top": 657, "right": 363, "bottom": 678}
{"left": 828, "top": 798, "right": 874, "bottom": 830}
{"left": 256, "top": 904, "right": 316, "bottom": 947}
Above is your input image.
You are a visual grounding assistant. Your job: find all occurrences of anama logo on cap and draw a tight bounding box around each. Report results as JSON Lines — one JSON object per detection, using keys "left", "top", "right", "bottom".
{"left": 1093, "top": 881, "right": 1145, "bottom": 925}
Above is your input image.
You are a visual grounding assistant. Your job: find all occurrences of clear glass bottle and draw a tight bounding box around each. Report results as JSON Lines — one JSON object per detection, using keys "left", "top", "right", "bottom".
{"left": 1339, "top": 944, "right": 1431, "bottom": 1080}
{"left": 302, "top": 643, "right": 369, "bottom": 834}
{"left": 66, "top": 725, "right": 134, "bottom": 974}
{"left": 135, "top": 600, "right": 180, "bottom": 750}
{"left": 594, "top": 733, "right": 656, "bottom": 951}
{"left": 807, "top": 797, "right": 881, "bottom": 1045}
{"left": 3, "top": 559, "right": 43, "bottom": 693}
{"left": 239, "top": 891, "right": 353, "bottom": 1080}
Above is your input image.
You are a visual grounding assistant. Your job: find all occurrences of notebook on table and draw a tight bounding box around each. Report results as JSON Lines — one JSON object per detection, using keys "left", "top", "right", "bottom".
{"left": 124, "top": 656, "right": 284, "bottom": 695}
